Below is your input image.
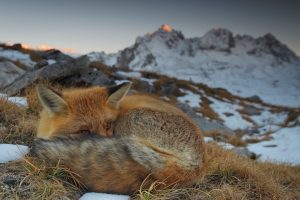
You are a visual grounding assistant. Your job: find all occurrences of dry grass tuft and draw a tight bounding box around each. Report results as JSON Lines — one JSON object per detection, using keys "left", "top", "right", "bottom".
{"left": 284, "top": 111, "right": 300, "bottom": 127}
{"left": 136, "top": 143, "right": 300, "bottom": 200}
{"left": 0, "top": 156, "right": 83, "bottom": 199}
{"left": 0, "top": 98, "right": 36, "bottom": 145}
{"left": 25, "top": 86, "right": 42, "bottom": 115}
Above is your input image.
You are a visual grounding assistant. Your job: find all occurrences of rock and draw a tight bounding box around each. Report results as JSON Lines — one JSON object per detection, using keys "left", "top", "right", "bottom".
{"left": 2, "top": 56, "right": 90, "bottom": 95}
{"left": 246, "top": 95, "right": 262, "bottom": 102}
{"left": 232, "top": 147, "right": 257, "bottom": 159}
{"left": 33, "top": 59, "right": 48, "bottom": 70}
{"left": 0, "top": 61, "right": 25, "bottom": 89}
{"left": 11, "top": 43, "right": 23, "bottom": 51}
{"left": 59, "top": 68, "right": 114, "bottom": 87}
{"left": 113, "top": 71, "right": 129, "bottom": 79}
{"left": 133, "top": 79, "right": 155, "bottom": 93}
{"left": 240, "top": 105, "right": 261, "bottom": 115}
{"left": 224, "top": 112, "right": 234, "bottom": 117}
{"left": 156, "top": 81, "right": 177, "bottom": 96}
{"left": 36, "top": 49, "right": 73, "bottom": 62}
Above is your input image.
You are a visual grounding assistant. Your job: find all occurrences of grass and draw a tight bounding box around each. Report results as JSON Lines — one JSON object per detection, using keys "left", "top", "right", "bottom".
{"left": 135, "top": 143, "right": 300, "bottom": 200}
{"left": 0, "top": 98, "right": 36, "bottom": 145}
{"left": 1, "top": 84, "right": 300, "bottom": 199}
{"left": 0, "top": 156, "right": 82, "bottom": 199}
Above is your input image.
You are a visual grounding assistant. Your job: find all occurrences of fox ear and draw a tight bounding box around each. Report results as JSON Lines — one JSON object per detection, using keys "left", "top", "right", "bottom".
{"left": 106, "top": 82, "right": 132, "bottom": 109}
{"left": 36, "top": 85, "right": 68, "bottom": 115}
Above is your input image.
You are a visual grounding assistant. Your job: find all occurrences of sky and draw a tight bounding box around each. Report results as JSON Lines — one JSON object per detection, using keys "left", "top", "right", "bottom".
{"left": 0, "top": 0, "right": 299, "bottom": 55}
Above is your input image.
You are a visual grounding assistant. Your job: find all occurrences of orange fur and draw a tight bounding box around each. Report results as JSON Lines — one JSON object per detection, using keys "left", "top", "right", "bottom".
{"left": 37, "top": 86, "right": 119, "bottom": 138}
{"left": 35, "top": 84, "right": 207, "bottom": 194}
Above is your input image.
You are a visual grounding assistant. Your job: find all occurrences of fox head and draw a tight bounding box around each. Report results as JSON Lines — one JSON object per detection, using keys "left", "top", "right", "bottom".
{"left": 36, "top": 82, "right": 131, "bottom": 139}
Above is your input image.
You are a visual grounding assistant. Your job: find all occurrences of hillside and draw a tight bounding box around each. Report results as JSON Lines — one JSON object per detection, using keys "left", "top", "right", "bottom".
{"left": 0, "top": 25, "right": 300, "bottom": 199}
{"left": 88, "top": 25, "right": 300, "bottom": 107}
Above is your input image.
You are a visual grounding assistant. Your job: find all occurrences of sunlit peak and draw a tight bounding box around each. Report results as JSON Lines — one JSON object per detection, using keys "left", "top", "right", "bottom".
{"left": 161, "top": 24, "right": 173, "bottom": 32}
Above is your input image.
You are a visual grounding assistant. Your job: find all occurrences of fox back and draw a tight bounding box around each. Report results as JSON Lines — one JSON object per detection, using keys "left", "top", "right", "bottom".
{"left": 34, "top": 83, "right": 207, "bottom": 194}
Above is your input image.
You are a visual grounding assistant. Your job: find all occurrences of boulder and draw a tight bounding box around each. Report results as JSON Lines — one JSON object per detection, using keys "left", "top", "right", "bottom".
{"left": 2, "top": 56, "right": 90, "bottom": 95}
{"left": 0, "top": 61, "right": 25, "bottom": 89}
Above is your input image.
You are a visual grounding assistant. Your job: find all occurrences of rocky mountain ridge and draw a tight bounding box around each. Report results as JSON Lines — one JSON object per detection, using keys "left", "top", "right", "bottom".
{"left": 88, "top": 25, "right": 300, "bottom": 107}
{"left": 88, "top": 25, "right": 299, "bottom": 69}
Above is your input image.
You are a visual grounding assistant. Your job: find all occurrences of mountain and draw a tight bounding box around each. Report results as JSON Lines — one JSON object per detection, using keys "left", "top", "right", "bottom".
{"left": 88, "top": 25, "right": 300, "bottom": 107}
{"left": 0, "top": 27, "right": 300, "bottom": 166}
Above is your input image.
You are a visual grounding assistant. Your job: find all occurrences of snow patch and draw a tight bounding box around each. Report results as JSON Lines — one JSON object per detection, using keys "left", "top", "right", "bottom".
{"left": 0, "top": 93, "right": 28, "bottom": 107}
{"left": 47, "top": 59, "right": 56, "bottom": 65}
{"left": 204, "top": 137, "right": 234, "bottom": 150}
{"left": 115, "top": 71, "right": 142, "bottom": 78}
{"left": 0, "top": 144, "right": 29, "bottom": 163}
{"left": 209, "top": 97, "right": 252, "bottom": 130}
{"left": 251, "top": 110, "right": 287, "bottom": 127}
{"left": 80, "top": 193, "right": 129, "bottom": 200}
{"left": 0, "top": 47, "right": 36, "bottom": 67}
{"left": 248, "top": 127, "right": 300, "bottom": 165}
{"left": 177, "top": 89, "right": 201, "bottom": 108}
{"left": 114, "top": 80, "right": 131, "bottom": 85}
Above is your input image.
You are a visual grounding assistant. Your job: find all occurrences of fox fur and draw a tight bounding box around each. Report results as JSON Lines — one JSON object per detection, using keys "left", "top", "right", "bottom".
{"left": 33, "top": 83, "right": 207, "bottom": 194}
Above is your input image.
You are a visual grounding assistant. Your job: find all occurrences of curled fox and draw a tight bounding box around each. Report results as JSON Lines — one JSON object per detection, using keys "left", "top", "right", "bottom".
{"left": 33, "top": 82, "right": 207, "bottom": 194}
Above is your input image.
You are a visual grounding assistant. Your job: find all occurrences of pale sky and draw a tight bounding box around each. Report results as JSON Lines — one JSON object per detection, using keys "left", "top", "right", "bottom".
{"left": 0, "top": 0, "right": 299, "bottom": 55}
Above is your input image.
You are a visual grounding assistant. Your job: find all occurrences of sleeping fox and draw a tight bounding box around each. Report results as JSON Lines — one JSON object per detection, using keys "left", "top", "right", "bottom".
{"left": 34, "top": 83, "right": 207, "bottom": 194}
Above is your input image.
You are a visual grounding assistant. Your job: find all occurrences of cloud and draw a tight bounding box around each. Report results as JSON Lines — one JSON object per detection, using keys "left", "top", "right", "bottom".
{"left": 19, "top": 43, "right": 80, "bottom": 55}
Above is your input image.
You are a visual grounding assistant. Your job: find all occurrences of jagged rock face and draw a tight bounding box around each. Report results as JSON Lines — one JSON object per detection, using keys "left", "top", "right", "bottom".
{"left": 116, "top": 47, "right": 136, "bottom": 69}
{"left": 233, "top": 33, "right": 298, "bottom": 64}
{"left": 257, "top": 33, "right": 298, "bottom": 63}
{"left": 199, "top": 28, "right": 235, "bottom": 52}
{"left": 115, "top": 26, "right": 186, "bottom": 69}
{"left": 0, "top": 61, "right": 25, "bottom": 89}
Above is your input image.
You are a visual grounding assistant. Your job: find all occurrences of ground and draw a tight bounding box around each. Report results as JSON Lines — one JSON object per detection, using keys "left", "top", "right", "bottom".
{"left": 0, "top": 84, "right": 300, "bottom": 200}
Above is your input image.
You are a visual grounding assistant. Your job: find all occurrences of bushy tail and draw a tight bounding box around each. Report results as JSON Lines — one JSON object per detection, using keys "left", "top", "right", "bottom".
{"left": 32, "top": 134, "right": 168, "bottom": 193}
{"left": 33, "top": 134, "right": 165, "bottom": 170}
{"left": 32, "top": 134, "right": 205, "bottom": 193}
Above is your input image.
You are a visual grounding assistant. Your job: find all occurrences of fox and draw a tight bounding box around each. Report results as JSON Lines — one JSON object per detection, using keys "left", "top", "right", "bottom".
{"left": 33, "top": 82, "right": 207, "bottom": 194}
